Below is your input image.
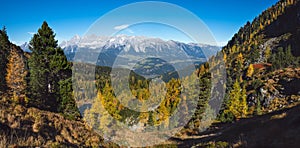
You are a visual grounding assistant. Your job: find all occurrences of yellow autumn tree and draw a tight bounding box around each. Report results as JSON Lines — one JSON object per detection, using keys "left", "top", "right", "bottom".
{"left": 226, "top": 80, "right": 248, "bottom": 119}
{"left": 198, "top": 64, "right": 206, "bottom": 76}
{"left": 138, "top": 101, "right": 149, "bottom": 125}
{"left": 231, "top": 45, "right": 237, "bottom": 53}
{"left": 259, "top": 23, "right": 264, "bottom": 30}
{"left": 237, "top": 53, "right": 245, "bottom": 64}
{"left": 264, "top": 46, "right": 271, "bottom": 62}
{"left": 158, "top": 104, "right": 170, "bottom": 129}
{"left": 84, "top": 91, "right": 112, "bottom": 136}
{"left": 6, "top": 46, "right": 27, "bottom": 103}
{"left": 235, "top": 52, "right": 245, "bottom": 72}
{"left": 223, "top": 52, "right": 227, "bottom": 63}
{"left": 246, "top": 64, "right": 254, "bottom": 77}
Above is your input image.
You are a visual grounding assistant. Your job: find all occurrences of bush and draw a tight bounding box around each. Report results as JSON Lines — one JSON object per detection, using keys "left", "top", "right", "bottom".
{"left": 218, "top": 111, "right": 236, "bottom": 123}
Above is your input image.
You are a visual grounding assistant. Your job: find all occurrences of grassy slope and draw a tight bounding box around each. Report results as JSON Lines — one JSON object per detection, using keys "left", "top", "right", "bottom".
{"left": 0, "top": 99, "right": 118, "bottom": 147}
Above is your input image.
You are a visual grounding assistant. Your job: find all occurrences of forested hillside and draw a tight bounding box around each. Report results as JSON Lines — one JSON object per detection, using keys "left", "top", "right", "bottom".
{"left": 217, "top": 0, "right": 300, "bottom": 122}
{"left": 75, "top": 0, "right": 300, "bottom": 145}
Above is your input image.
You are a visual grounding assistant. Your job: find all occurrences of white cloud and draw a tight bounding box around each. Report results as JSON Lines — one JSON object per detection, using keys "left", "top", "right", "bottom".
{"left": 28, "top": 32, "right": 35, "bottom": 35}
{"left": 114, "top": 24, "right": 129, "bottom": 30}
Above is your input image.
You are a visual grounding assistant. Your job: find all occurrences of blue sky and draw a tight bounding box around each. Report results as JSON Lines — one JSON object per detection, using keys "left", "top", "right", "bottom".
{"left": 1, "top": 0, "right": 278, "bottom": 46}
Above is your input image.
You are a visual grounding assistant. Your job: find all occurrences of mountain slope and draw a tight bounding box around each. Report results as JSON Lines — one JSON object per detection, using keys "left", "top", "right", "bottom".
{"left": 218, "top": 0, "right": 300, "bottom": 120}
{"left": 263, "top": 0, "right": 300, "bottom": 57}
{"left": 168, "top": 103, "right": 300, "bottom": 147}
{"left": 158, "top": 1, "right": 300, "bottom": 146}
{"left": 0, "top": 99, "right": 117, "bottom": 147}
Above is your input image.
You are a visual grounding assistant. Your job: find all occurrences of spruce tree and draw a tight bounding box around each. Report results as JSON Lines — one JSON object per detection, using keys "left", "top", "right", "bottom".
{"left": 28, "top": 22, "right": 80, "bottom": 119}
{"left": 28, "top": 21, "right": 58, "bottom": 108}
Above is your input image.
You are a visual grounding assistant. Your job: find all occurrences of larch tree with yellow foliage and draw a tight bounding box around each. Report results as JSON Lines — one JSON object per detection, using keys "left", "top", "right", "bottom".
{"left": 234, "top": 52, "right": 245, "bottom": 77}
{"left": 246, "top": 64, "right": 254, "bottom": 78}
{"left": 6, "top": 46, "right": 27, "bottom": 103}
{"left": 264, "top": 46, "right": 271, "bottom": 62}
{"left": 224, "top": 80, "right": 248, "bottom": 120}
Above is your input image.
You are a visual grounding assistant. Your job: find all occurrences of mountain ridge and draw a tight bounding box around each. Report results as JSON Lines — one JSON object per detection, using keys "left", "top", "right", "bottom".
{"left": 59, "top": 35, "right": 220, "bottom": 63}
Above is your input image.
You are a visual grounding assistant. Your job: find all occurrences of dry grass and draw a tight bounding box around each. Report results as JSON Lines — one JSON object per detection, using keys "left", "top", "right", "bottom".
{"left": 0, "top": 129, "right": 46, "bottom": 147}
{"left": 271, "top": 112, "right": 287, "bottom": 120}
{"left": 0, "top": 100, "right": 108, "bottom": 147}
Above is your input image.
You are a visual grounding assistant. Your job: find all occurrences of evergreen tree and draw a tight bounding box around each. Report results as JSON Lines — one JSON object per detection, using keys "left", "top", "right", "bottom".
{"left": 270, "top": 46, "right": 299, "bottom": 71}
{"left": 58, "top": 78, "right": 81, "bottom": 120}
{"left": 0, "top": 27, "right": 10, "bottom": 95}
{"left": 248, "top": 45, "right": 260, "bottom": 63}
{"left": 147, "top": 111, "right": 155, "bottom": 126}
{"left": 240, "top": 86, "right": 248, "bottom": 117}
{"left": 193, "top": 72, "right": 211, "bottom": 125}
{"left": 28, "top": 21, "right": 58, "bottom": 107}
{"left": 255, "top": 97, "right": 262, "bottom": 115}
{"left": 28, "top": 22, "right": 79, "bottom": 119}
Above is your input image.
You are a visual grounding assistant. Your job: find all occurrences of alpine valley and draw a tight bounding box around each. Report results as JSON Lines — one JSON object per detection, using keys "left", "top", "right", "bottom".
{"left": 1, "top": 0, "right": 300, "bottom": 147}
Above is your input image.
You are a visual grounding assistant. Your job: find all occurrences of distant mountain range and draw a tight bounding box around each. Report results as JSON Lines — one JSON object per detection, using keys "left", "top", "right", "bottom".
{"left": 57, "top": 35, "right": 220, "bottom": 77}
{"left": 21, "top": 35, "right": 220, "bottom": 65}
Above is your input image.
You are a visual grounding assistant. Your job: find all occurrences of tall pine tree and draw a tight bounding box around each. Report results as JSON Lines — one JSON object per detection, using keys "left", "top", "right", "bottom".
{"left": 28, "top": 22, "right": 80, "bottom": 119}
{"left": 28, "top": 22, "right": 58, "bottom": 107}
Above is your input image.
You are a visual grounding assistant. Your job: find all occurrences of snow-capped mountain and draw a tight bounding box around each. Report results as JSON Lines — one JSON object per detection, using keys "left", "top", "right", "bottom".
{"left": 61, "top": 35, "right": 220, "bottom": 61}
{"left": 60, "top": 35, "right": 220, "bottom": 77}
{"left": 20, "top": 42, "right": 31, "bottom": 52}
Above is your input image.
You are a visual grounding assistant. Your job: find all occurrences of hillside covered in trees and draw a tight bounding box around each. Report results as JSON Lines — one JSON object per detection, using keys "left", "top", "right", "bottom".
{"left": 218, "top": 0, "right": 300, "bottom": 122}
{"left": 0, "top": 0, "right": 300, "bottom": 147}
